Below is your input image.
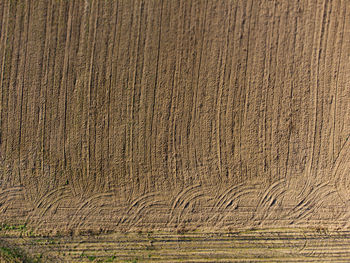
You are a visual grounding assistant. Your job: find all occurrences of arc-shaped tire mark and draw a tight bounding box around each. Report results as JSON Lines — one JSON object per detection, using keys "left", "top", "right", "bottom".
{"left": 213, "top": 183, "right": 245, "bottom": 208}
{"left": 209, "top": 183, "right": 259, "bottom": 225}
{"left": 169, "top": 185, "right": 209, "bottom": 226}
{"left": 252, "top": 179, "right": 286, "bottom": 223}
{"left": 0, "top": 186, "right": 25, "bottom": 214}
{"left": 177, "top": 192, "right": 205, "bottom": 224}
{"left": 291, "top": 182, "right": 329, "bottom": 215}
{"left": 0, "top": 186, "right": 24, "bottom": 199}
{"left": 257, "top": 179, "right": 285, "bottom": 208}
{"left": 214, "top": 188, "right": 259, "bottom": 227}
{"left": 68, "top": 192, "right": 115, "bottom": 229}
{"left": 32, "top": 186, "right": 68, "bottom": 210}
{"left": 35, "top": 194, "right": 73, "bottom": 230}
{"left": 332, "top": 137, "right": 350, "bottom": 203}
{"left": 220, "top": 189, "right": 257, "bottom": 211}
{"left": 215, "top": 185, "right": 258, "bottom": 212}
{"left": 125, "top": 192, "right": 160, "bottom": 214}
{"left": 121, "top": 192, "right": 167, "bottom": 227}
{"left": 73, "top": 192, "right": 114, "bottom": 217}
{"left": 289, "top": 182, "right": 337, "bottom": 223}
{"left": 26, "top": 186, "right": 72, "bottom": 225}
{"left": 296, "top": 174, "right": 313, "bottom": 204}
{"left": 294, "top": 188, "right": 337, "bottom": 223}
{"left": 169, "top": 184, "right": 202, "bottom": 217}
{"left": 125, "top": 200, "right": 167, "bottom": 227}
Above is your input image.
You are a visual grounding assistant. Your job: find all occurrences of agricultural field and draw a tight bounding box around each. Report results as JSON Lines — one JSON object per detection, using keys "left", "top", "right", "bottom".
{"left": 0, "top": 0, "right": 349, "bottom": 261}
{"left": 2, "top": 225, "right": 350, "bottom": 262}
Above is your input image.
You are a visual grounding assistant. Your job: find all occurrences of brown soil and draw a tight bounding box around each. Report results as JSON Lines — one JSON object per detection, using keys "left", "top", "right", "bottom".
{"left": 0, "top": 0, "right": 349, "bottom": 245}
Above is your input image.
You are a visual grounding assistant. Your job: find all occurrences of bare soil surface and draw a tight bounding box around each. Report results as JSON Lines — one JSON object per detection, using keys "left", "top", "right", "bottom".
{"left": 0, "top": 0, "right": 349, "bottom": 261}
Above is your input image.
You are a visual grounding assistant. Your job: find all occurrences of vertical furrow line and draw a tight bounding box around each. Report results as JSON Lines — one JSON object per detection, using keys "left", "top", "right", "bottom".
{"left": 130, "top": 0, "right": 144, "bottom": 193}
{"left": 316, "top": 0, "right": 332, "bottom": 178}
{"left": 296, "top": 0, "right": 318, "bottom": 200}
{"left": 0, "top": 1, "right": 10, "bottom": 157}
{"left": 111, "top": 2, "right": 123, "bottom": 192}
{"left": 168, "top": 0, "right": 183, "bottom": 189}
{"left": 94, "top": 1, "right": 111, "bottom": 193}
{"left": 105, "top": 1, "right": 119, "bottom": 190}
{"left": 215, "top": 1, "right": 232, "bottom": 182}
{"left": 149, "top": 0, "right": 163, "bottom": 189}
{"left": 183, "top": 1, "right": 194, "bottom": 186}
{"left": 172, "top": 0, "right": 188, "bottom": 189}
{"left": 281, "top": 0, "right": 291, "bottom": 181}
{"left": 5, "top": 0, "right": 18, "bottom": 187}
{"left": 333, "top": 2, "right": 346, "bottom": 162}
{"left": 70, "top": 0, "right": 87, "bottom": 196}
{"left": 177, "top": 0, "right": 189, "bottom": 188}
{"left": 61, "top": 0, "right": 73, "bottom": 169}
{"left": 40, "top": 0, "right": 53, "bottom": 184}
{"left": 124, "top": 0, "right": 135, "bottom": 200}
{"left": 242, "top": 0, "right": 254, "bottom": 123}
{"left": 291, "top": 0, "right": 306, "bottom": 185}
{"left": 190, "top": 0, "right": 207, "bottom": 182}
{"left": 50, "top": 1, "right": 66, "bottom": 188}
{"left": 98, "top": 1, "right": 110, "bottom": 191}
{"left": 240, "top": 0, "right": 253, "bottom": 181}
{"left": 269, "top": 0, "right": 282, "bottom": 182}
{"left": 86, "top": 0, "right": 98, "bottom": 194}
{"left": 234, "top": 1, "right": 245, "bottom": 181}
{"left": 18, "top": 0, "right": 31, "bottom": 184}
{"left": 0, "top": 1, "right": 4, "bottom": 37}
{"left": 261, "top": 0, "right": 276, "bottom": 183}
{"left": 224, "top": 2, "right": 238, "bottom": 182}
{"left": 137, "top": 0, "right": 147, "bottom": 192}
{"left": 136, "top": 0, "right": 150, "bottom": 192}
{"left": 275, "top": 1, "right": 291, "bottom": 182}
{"left": 308, "top": 0, "right": 327, "bottom": 181}
{"left": 284, "top": 1, "right": 298, "bottom": 181}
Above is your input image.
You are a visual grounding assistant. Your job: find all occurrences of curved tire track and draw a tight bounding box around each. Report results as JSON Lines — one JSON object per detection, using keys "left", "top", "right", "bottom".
{"left": 122, "top": 192, "right": 168, "bottom": 228}
{"left": 332, "top": 138, "right": 350, "bottom": 203}
{"left": 253, "top": 179, "right": 286, "bottom": 224}
{"left": 168, "top": 184, "right": 210, "bottom": 226}
{"left": 0, "top": 186, "right": 24, "bottom": 214}
{"left": 289, "top": 182, "right": 337, "bottom": 224}
{"left": 68, "top": 192, "right": 115, "bottom": 230}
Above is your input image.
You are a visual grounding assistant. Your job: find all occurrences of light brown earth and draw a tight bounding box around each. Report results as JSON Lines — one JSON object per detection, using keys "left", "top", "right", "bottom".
{"left": 0, "top": 0, "right": 349, "bottom": 261}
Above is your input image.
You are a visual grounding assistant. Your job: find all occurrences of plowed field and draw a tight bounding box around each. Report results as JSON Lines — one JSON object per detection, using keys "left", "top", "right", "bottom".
{"left": 0, "top": 0, "right": 349, "bottom": 261}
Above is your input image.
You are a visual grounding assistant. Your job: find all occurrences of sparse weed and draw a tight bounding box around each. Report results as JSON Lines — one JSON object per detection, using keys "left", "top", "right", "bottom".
{"left": 0, "top": 246, "right": 22, "bottom": 259}
{"left": 0, "top": 245, "right": 39, "bottom": 263}
{"left": 80, "top": 251, "right": 97, "bottom": 262}
{"left": 105, "top": 255, "right": 116, "bottom": 262}
{"left": 0, "top": 223, "right": 27, "bottom": 232}
{"left": 87, "top": 255, "right": 96, "bottom": 261}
